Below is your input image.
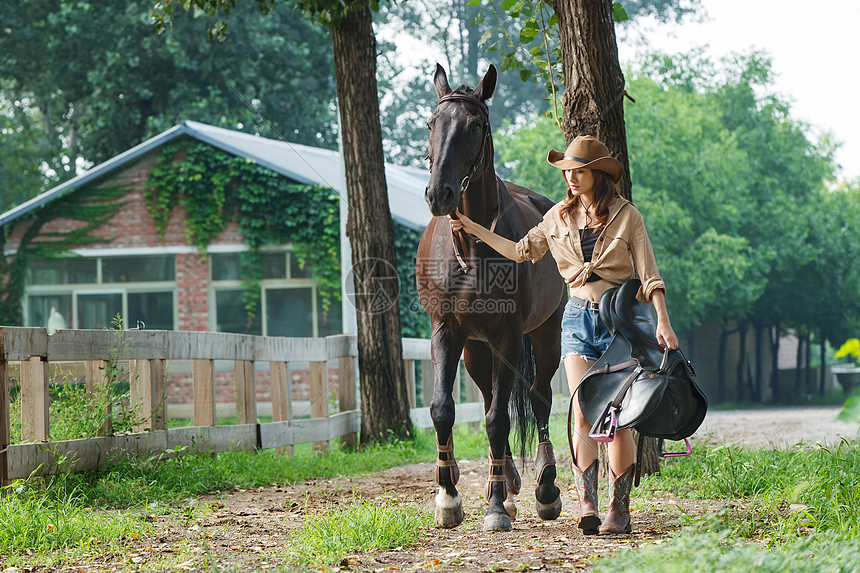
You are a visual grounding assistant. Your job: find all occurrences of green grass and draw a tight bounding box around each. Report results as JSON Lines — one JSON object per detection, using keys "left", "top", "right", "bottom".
{"left": 611, "top": 439, "right": 860, "bottom": 572}
{"left": 0, "top": 483, "right": 149, "bottom": 556}
{"left": 640, "top": 439, "right": 860, "bottom": 538}
{"left": 594, "top": 529, "right": 860, "bottom": 573}
{"left": 0, "top": 422, "right": 486, "bottom": 562}
{"left": 287, "top": 498, "right": 433, "bottom": 565}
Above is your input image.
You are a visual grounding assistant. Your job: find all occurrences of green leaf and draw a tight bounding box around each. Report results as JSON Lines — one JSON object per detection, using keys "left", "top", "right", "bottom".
{"left": 479, "top": 29, "right": 494, "bottom": 45}
{"left": 519, "top": 69, "right": 532, "bottom": 82}
{"left": 612, "top": 2, "right": 629, "bottom": 22}
{"left": 466, "top": 0, "right": 482, "bottom": 5}
{"left": 500, "top": 0, "right": 517, "bottom": 11}
{"left": 519, "top": 27, "right": 537, "bottom": 43}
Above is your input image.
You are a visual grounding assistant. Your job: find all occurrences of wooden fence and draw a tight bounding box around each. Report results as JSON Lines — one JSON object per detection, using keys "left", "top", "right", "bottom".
{"left": 0, "top": 327, "right": 567, "bottom": 486}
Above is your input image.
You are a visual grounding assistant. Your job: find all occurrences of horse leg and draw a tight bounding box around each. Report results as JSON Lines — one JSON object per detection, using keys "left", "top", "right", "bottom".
{"left": 430, "top": 324, "right": 466, "bottom": 528}
{"left": 482, "top": 331, "right": 522, "bottom": 532}
{"left": 465, "top": 341, "right": 520, "bottom": 521}
{"left": 529, "top": 309, "right": 564, "bottom": 520}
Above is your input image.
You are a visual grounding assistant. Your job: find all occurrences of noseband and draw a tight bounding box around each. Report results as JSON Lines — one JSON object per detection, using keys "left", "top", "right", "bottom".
{"left": 433, "top": 93, "right": 499, "bottom": 274}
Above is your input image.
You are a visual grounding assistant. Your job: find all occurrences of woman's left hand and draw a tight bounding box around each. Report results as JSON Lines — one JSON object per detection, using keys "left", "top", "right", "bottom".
{"left": 656, "top": 322, "right": 679, "bottom": 350}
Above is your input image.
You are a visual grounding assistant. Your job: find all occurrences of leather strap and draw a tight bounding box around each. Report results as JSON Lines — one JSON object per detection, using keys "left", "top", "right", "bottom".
{"left": 486, "top": 454, "right": 508, "bottom": 499}
{"left": 451, "top": 178, "right": 502, "bottom": 274}
{"left": 569, "top": 294, "right": 599, "bottom": 311}
{"left": 435, "top": 437, "right": 459, "bottom": 486}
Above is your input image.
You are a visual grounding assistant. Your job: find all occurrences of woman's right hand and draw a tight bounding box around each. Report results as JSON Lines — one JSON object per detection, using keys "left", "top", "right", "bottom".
{"left": 448, "top": 210, "right": 474, "bottom": 234}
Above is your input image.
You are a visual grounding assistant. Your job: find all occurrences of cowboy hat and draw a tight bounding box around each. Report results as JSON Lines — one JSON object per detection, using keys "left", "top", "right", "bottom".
{"left": 547, "top": 135, "right": 624, "bottom": 183}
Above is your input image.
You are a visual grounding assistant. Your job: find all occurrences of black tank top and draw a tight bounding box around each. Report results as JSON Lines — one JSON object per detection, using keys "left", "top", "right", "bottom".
{"left": 579, "top": 227, "right": 603, "bottom": 283}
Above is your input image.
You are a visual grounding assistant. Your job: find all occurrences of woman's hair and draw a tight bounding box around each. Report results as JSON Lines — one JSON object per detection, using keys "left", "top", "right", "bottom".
{"left": 560, "top": 168, "right": 618, "bottom": 228}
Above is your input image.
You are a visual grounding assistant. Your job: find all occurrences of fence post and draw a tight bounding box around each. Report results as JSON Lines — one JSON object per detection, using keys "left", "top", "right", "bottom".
{"left": 192, "top": 359, "right": 215, "bottom": 427}
{"left": 151, "top": 359, "right": 166, "bottom": 430}
{"left": 129, "top": 359, "right": 166, "bottom": 432}
{"left": 0, "top": 358, "right": 9, "bottom": 488}
{"left": 404, "top": 359, "right": 416, "bottom": 409}
{"left": 338, "top": 355, "right": 357, "bottom": 449}
{"left": 85, "top": 360, "right": 112, "bottom": 435}
{"left": 421, "top": 359, "right": 433, "bottom": 408}
{"left": 21, "top": 356, "right": 49, "bottom": 442}
{"left": 234, "top": 360, "right": 257, "bottom": 425}
{"left": 269, "top": 361, "right": 293, "bottom": 454}
{"left": 309, "top": 361, "right": 329, "bottom": 452}
{"left": 130, "top": 360, "right": 153, "bottom": 432}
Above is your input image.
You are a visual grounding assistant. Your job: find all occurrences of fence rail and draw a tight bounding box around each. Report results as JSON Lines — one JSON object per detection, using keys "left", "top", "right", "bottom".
{"left": 0, "top": 327, "right": 566, "bottom": 485}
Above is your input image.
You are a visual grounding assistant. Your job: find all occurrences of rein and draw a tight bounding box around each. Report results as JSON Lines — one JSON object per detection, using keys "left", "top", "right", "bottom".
{"left": 434, "top": 93, "right": 498, "bottom": 274}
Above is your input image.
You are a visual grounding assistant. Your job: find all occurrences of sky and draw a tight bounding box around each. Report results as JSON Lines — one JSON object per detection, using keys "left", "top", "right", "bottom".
{"left": 616, "top": 0, "right": 860, "bottom": 182}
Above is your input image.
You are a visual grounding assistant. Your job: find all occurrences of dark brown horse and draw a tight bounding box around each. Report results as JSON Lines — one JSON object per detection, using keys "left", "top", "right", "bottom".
{"left": 416, "top": 64, "right": 567, "bottom": 531}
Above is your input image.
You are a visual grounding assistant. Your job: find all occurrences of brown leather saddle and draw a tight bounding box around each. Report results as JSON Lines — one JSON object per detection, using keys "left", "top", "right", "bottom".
{"left": 574, "top": 279, "right": 708, "bottom": 482}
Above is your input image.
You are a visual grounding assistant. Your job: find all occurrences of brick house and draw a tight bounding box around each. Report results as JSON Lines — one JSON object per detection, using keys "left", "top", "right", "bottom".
{"left": 0, "top": 120, "right": 430, "bottom": 413}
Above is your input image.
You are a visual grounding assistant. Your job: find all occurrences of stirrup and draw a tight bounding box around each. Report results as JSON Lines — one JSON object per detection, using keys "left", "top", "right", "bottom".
{"left": 658, "top": 437, "right": 692, "bottom": 458}
{"left": 589, "top": 403, "right": 618, "bottom": 443}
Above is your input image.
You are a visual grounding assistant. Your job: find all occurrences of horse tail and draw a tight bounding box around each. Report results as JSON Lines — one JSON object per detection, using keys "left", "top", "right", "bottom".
{"left": 511, "top": 334, "right": 536, "bottom": 460}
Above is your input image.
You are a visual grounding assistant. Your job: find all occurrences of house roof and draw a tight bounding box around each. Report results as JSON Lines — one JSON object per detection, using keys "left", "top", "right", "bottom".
{"left": 0, "top": 120, "right": 432, "bottom": 231}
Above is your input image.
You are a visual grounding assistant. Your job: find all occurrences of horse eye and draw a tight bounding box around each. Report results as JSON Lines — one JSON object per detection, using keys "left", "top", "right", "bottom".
{"left": 427, "top": 121, "right": 432, "bottom": 131}
{"left": 470, "top": 122, "right": 482, "bottom": 133}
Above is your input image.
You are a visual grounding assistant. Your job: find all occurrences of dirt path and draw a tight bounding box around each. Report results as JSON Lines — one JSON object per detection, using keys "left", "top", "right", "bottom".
{"left": 53, "top": 407, "right": 860, "bottom": 572}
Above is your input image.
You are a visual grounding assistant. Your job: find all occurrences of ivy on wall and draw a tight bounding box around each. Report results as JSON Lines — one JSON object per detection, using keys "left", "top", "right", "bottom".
{"left": 394, "top": 223, "right": 431, "bottom": 339}
{"left": 1, "top": 185, "right": 127, "bottom": 326}
{"left": 145, "top": 138, "right": 431, "bottom": 337}
{"left": 145, "top": 140, "right": 341, "bottom": 318}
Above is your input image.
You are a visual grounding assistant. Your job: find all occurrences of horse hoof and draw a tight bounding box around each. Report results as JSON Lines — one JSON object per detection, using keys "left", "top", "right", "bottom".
{"left": 535, "top": 496, "right": 562, "bottom": 521}
{"left": 504, "top": 499, "right": 518, "bottom": 521}
{"left": 483, "top": 512, "right": 513, "bottom": 532}
{"left": 434, "top": 492, "right": 464, "bottom": 529}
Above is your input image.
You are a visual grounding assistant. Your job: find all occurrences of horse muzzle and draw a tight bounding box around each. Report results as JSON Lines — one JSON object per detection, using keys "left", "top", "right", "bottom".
{"left": 425, "top": 183, "right": 459, "bottom": 217}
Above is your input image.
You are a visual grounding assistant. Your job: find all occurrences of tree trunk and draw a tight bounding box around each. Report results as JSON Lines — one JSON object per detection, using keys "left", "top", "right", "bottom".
{"left": 717, "top": 326, "right": 728, "bottom": 404}
{"left": 556, "top": 0, "right": 656, "bottom": 474}
{"left": 331, "top": 6, "right": 412, "bottom": 444}
{"left": 794, "top": 331, "right": 804, "bottom": 395}
{"left": 753, "top": 322, "right": 764, "bottom": 402}
{"left": 554, "top": 0, "right": 632, "bottom": 200}
{"left": 736, "top": 321, "right": 748, "bottom": 402}
{"left": 804, "top": 332, "right": 812, "bottom": 396}
{"left": 819, "top": 330, "right": 827, "bottom": 396}
{"left": 769, "top": 323, "right": 781, "bottom": 403}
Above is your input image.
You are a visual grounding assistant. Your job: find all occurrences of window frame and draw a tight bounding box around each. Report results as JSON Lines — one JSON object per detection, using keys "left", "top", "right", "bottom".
{"left": 22, "top": 254, "right": 178, "bottom": 331}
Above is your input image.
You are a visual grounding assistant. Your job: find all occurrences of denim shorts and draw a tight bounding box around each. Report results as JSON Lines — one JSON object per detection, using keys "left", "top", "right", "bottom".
{"left": 561, "top": 297, "right": 613, "bottom": 361}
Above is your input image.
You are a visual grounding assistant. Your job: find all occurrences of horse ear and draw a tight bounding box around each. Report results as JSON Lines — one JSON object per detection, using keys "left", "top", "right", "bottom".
{"left": 434, "top": 63, "right": 452, "bottom": 99}
{"left": 474, "top": 65, "right": 497, "bottom": 102}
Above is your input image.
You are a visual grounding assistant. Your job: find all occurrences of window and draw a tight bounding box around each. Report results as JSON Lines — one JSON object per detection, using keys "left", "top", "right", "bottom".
{"left": 103, "top": 255, "right": 174, "bottom": 283}
{"left": 27, "top": 259, "right": 97, "bottom": 285}
{"left": 215, "top": 289, "right": 262, "bottom": 335}
{"left": 266, "top": 287, "right": 313, "bottom": 337}
{"left": 210, "top": 250, "right": 340, "bottom": 337}
{"left": 23, "top": 255, "right": 177, "bottom": 331}
{"left": 77, "top": 293, "right": 123, "bottom": 330}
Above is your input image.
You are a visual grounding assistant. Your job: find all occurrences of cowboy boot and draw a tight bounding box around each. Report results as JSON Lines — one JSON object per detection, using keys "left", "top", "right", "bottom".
{"left": 599, "top": 464, "right": 633, "bottom": 534}
{"left": 571, "top": 460, "right": 600, "bottom": 535}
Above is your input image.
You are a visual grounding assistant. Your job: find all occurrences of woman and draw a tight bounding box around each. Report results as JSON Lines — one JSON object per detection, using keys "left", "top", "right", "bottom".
{"left": 449, "top": 135, "right": 678, "bottom": 535}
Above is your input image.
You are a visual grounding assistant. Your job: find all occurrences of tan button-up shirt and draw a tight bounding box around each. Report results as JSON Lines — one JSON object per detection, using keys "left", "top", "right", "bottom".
{"left": 515, "top": 196, "right": 665, "bottom": 302}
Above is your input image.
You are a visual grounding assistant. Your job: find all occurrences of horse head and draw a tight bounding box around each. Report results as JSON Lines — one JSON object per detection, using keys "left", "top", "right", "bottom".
{"left": 425, "top": 64, "right": 497, "bottom": 217}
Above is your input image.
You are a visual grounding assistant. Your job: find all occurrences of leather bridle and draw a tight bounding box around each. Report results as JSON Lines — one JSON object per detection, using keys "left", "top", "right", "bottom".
{"left": 432, "top": 93, "right": 500, "bottom": 274}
